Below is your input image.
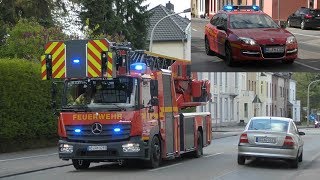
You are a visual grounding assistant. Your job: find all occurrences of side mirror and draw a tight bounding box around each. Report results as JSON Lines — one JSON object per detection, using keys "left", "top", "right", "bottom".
{"left": 298, "top": 131, "right": 305, "bottom": 136}
{"left": 280, "top": 24, "right": 286, "bottom": 28}
{"left": 217, "top": 25, "right": 226, "bottom": 31}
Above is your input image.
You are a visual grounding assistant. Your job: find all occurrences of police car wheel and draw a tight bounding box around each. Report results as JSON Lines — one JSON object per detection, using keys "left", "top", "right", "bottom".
{"left": 72, "top": 159, "right": 90, "bottom": 170}
{"left": 225, "top": 43, "right": 235, "bottom": 66}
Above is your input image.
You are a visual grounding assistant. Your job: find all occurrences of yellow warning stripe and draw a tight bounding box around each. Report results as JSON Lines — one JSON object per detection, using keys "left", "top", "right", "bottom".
{"left": 88, "top": 65, "right": 99, "bottom": 77}
{"left": 87, "top": 53, "right": 101, "bottom": 73}
{"left": 52, "top": 45, "right": 65, "bottom": 73}
{"left": 41, "top": 55, "right": 46, "bottom": 80}
{"left": 88, "top": 43, "right": 102, "bottom": 61}
{"left": 45, "top": 42, "right": 59, "bottom": 54}
{"left": 94, "top": 40, "right": 108, "bottom": 51}
{"left": 107, "top": 52, "right": 113, "bottom": 78}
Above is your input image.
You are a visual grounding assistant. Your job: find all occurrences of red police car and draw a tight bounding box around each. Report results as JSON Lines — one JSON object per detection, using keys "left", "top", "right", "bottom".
{"left": 205, "top": 5, "right": 298, "bottom": 66}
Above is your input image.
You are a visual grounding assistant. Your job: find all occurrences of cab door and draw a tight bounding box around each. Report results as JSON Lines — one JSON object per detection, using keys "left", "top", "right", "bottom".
{"left": 217, "top": 14, "right": 228, "bottom": 56}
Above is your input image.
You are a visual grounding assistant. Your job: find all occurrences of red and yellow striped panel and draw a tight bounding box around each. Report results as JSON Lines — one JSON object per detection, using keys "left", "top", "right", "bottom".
{"left": 41, "top": 55, "right": 47, "bottom": 80}
{"left": 44, "top": 41, "right": 66, "bottom": 79}
{"left": 87, "top": 39, "right": 110, "bottom": 77}
{"left": 107, "top": 52, "right": 113, "bottom": 78}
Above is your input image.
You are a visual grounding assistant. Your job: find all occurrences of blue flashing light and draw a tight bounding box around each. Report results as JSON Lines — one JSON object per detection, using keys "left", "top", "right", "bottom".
{"left": 223, "top": 5, "right": 233, "bottom": 11}
{"left": 74, "top": 129, "right": 81, "bottom": 133}
{"left": 114, "top": 128, "right": 121, "bottom": 132}
{"left": 73, "top": 59, "right": 80, "bottom": 64}
{"left": 130, "top": 63, "right": 147, "bottom": 72}
{"left": 252, "top": 5, "right": 260, "bottom": 11}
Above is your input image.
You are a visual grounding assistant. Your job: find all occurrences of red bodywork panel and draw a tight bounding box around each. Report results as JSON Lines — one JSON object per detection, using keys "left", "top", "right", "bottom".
{"left": 205, "top": 11, "right": 298, "bottom": 61}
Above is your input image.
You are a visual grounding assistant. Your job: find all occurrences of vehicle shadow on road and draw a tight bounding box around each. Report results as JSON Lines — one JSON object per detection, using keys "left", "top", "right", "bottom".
{"left": 67, "top": 154, "right": 203, "bottom": 172}
{"left": 245, "top": 159, "right": 295, "bottom": 170}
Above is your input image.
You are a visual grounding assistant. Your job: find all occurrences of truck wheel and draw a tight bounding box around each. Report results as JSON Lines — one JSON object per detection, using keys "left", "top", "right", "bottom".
{"left": 146, "top": 136, "right": 161, "bottom": 169}
{"left": 72, "top": 159, "right": 90, "bottom": 170}
{"left": 193, "top": 131, "right": 203, "bottom": 158}
{"left": 205, "top": 36, "right": 215, "bottom": 56}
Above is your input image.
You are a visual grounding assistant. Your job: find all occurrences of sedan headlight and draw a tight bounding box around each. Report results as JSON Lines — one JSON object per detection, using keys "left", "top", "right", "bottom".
{"left": 238, "top": 37, "right": 257, "bottom": 45}
{"left": 59, "top": 144, "right": 73, "bottom": 153}
{"left": 286, "top": 36, "right": 296, "bottom": 44}
{"left": 122, "top": 143, "right": 140, "bottom": 152}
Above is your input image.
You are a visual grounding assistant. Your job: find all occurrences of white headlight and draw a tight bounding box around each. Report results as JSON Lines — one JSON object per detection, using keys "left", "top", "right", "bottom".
{"left": 238, "top": 37, "right": 257, "bottom": 45}
{"left": 122, "top": 143, "right": 140, "bottom": 152}
{"left": 286, "top": 36, "right": 296, "bottom": 44}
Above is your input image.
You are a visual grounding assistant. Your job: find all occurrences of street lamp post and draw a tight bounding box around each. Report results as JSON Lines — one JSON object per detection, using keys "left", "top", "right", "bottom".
{"left": 149, "top": 8, "right": 191, "bottom": 52}
{"left": 307, "top": 79, "right": 320, "bottom": 127}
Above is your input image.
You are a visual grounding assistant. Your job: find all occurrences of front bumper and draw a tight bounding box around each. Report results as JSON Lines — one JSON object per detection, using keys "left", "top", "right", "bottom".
{"left": 238, "top": 145, "right": 298, "bottom": 160}
{"left": 58, "top": 136, "right": 149, "bottom": 161}
{"left": 231, "top": 43, "right": 298, "bottom": 61}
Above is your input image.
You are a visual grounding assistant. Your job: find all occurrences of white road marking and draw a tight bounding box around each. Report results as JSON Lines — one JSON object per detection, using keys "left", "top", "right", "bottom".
{"left": 204, "top": 152, "right": 223, "bottom": 158}
{"left": 0, "top": 153, "right": 58, "bottom": 162}
{"left": 294, "top": 61, "right": 320, "bottom": 71}
{"left": 293, "top": 33, "right": 320, "bottom": 38}
{"left": 148, "top": 162, "right": 183, "bottom": 172}
{"left": 192, "top": 28, "right": 198, "bottom": 31}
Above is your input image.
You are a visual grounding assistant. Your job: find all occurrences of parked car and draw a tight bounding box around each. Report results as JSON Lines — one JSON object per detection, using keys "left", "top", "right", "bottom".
{"left": 205, "top": 5, "right": 298, "bottom": 66}
{"left": 237, "top": 117, "right": 305, "bottom": 168}
{"left": 287, "top": 7, "right": 320, "bottom": 30}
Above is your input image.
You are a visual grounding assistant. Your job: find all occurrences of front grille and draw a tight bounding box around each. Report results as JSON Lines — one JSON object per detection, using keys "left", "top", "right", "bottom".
{"left": 77, "top": 150, "right": 117, "bottom": 157}
{"left": 65, "top": 124, "right": 131, "bottom": 143}
{"left": 261, "top": 45, "right": 285, "bottom": 59}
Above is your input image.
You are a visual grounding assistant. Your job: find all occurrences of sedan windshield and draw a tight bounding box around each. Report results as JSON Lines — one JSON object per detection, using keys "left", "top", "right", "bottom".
{"left": 248, "top": 119, "right": 289, "bottom": 132}
{"left": 229, "top": 14, "right": 279, "bottom": 29}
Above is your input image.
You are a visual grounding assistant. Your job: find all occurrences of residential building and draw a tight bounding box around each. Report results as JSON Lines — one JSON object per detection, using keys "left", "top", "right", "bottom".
{"left": 197, "top": 72, "right": 301, "bottom": 126}
{"left": 192, "top": 0, "right": 317, "bottom": 24}
{"left": 147, "top": 2, "right": 191, "bottom": 60}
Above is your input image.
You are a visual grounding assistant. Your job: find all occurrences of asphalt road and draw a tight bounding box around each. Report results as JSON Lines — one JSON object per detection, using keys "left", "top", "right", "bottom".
{"left": 2, "top": 128, "right": 320, "bottom": 180}
{"left": 191, "top": 18, "right": 320, "bottom": 72}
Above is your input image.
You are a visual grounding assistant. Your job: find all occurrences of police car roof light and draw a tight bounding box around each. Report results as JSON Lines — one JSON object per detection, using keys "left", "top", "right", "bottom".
{"left": 223, "top": 5, "right": 260, "bottom": 11}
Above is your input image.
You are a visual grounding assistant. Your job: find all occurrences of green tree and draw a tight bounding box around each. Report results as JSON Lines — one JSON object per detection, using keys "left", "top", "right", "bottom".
{"left": 78, "top": 0, "right": 150, "bottom": 49}
{"left": 293, "top": 73, "right": 320, "bottom": 117}
{"left": 0, "top": 19, "right": 66, "bottom": 60}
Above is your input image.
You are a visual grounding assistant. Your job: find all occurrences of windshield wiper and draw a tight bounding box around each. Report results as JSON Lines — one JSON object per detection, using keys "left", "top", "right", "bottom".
{"left": 61, "top": 105, "right": 90, "bottom": 112}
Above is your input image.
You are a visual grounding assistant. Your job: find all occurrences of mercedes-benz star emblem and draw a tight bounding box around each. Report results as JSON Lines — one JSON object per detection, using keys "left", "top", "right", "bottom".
{"left": 92, "top": 123, "right": 103, "bottom": 135}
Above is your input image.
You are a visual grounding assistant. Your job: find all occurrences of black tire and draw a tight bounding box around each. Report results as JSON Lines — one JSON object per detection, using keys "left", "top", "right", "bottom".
{"left": 298, "top": 151, "right": 303, "bottom": 162}
{"left": 145, "top": 136, "right": 161, "bottom": 169}
{"left": 193, "top": 131, "right": 203, "bottom": 158}
{"left": 225, "top": 43, "right": 235, "bottom": 67}
{"left": 282, "top": 59, "right": 294, "bottom": 64}
{"left": 72, "top": 159, "right": 90, "bottom": 170}
{"left": 237, "top": 155, "right": 245, "bottom": 165}
{"left": 287, "top": 19, "right": 291, "bottom": 27}
{"left": 289, "top": 155, "right": 299, "bottom": 168}
{"left": 301, "top": 20, "right": 306, "bottom": 30}
{"left": 205, "top": 36, "right": 215, "bottom": 56}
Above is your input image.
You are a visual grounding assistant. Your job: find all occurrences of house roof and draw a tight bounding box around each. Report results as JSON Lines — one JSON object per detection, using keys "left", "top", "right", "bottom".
{"left": 147, "top": 5, "right": 190, "bottom": 42}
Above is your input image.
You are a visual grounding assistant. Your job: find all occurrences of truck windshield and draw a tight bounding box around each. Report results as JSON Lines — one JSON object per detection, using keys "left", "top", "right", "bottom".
{"left": 63, "top": 77, "right": 139, "bottom": 110}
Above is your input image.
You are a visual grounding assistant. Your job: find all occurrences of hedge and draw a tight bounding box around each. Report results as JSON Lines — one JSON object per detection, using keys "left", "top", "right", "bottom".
{"left": 0, "top": 58, "right": 57, "bottom": 152}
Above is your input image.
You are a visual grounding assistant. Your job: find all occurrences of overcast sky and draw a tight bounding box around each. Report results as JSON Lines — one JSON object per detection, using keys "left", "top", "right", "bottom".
{"left": 143, "top": 0, "right": 191, "bottom": 19}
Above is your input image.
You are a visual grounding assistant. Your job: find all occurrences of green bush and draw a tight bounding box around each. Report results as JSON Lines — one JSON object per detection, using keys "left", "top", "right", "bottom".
{"left": 0, "top": 59, "right": 57, "bottom": 152}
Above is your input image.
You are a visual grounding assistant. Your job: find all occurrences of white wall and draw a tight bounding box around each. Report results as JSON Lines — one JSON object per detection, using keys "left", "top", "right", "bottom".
{"left": 151, "top": 41, "right": 188, "bottom": 60}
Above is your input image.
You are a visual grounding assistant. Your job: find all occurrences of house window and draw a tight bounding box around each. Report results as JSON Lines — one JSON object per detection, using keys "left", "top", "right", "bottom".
{"left": 238, "top": 0, "right": 242, "bottom": 5}
{"left": 266, "top": 105, "right": 268, "bottom": 116}
{"left": 248, "top": 80, "right": 250, "bottom": 90}
{"left": 244, "top": 103, "right": 248, "bottom": 118}
{"left": 253, "top": 0, "right": 256, "bottom": 5}
{"left": 224, "top": 98, "right": 228, "bottom": 121}
{"left": 260, "top": 81, "right": 263, "bottom": 94}
{"left": 214, "top": 72, "right": 217, "bottom": 85}
{"left": 235, "top": 73, "right": 238, "bottom": 89}
{"left": 259, "top": 0, "right": 264, "bottom": 11}
{"left": 231, "top": 99, "right": 234, "bottom": 120}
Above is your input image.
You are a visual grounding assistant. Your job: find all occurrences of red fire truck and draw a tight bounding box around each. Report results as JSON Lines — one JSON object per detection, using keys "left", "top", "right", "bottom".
{"left": 41, "top": 38, "right": 212, "bottom": 169}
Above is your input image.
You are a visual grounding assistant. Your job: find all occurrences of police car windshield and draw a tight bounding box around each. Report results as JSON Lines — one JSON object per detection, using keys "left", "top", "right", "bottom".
{"left": 64, "top": 77, "right": 138, "bottom": 110}
{"left": 229, "top": 14, "right": 279, "bottom": 29}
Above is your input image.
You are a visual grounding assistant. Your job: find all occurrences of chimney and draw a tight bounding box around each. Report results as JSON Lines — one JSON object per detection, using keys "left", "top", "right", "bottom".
{"left": 166, "top": 1, "right": 174, "bottom": 12}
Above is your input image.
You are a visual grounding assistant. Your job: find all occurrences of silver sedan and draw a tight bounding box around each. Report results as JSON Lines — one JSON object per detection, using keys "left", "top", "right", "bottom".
{"left": 237, "top": 117, "right": 305, "bottom": 168}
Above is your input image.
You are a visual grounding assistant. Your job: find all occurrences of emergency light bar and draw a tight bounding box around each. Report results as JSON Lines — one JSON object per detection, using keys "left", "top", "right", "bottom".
{"left": 223, "top": 5, "right": 260, "bottom": 11}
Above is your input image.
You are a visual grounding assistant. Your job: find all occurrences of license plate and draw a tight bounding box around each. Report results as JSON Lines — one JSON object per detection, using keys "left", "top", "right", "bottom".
{"left": 87, "top": 145, "right": 107, "bottom": 151}
{"left": 265, "top": 47, "right": 284, "bottom": 53}
{"left": 256, "top": 137, "right": 276, "bottom": 143}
